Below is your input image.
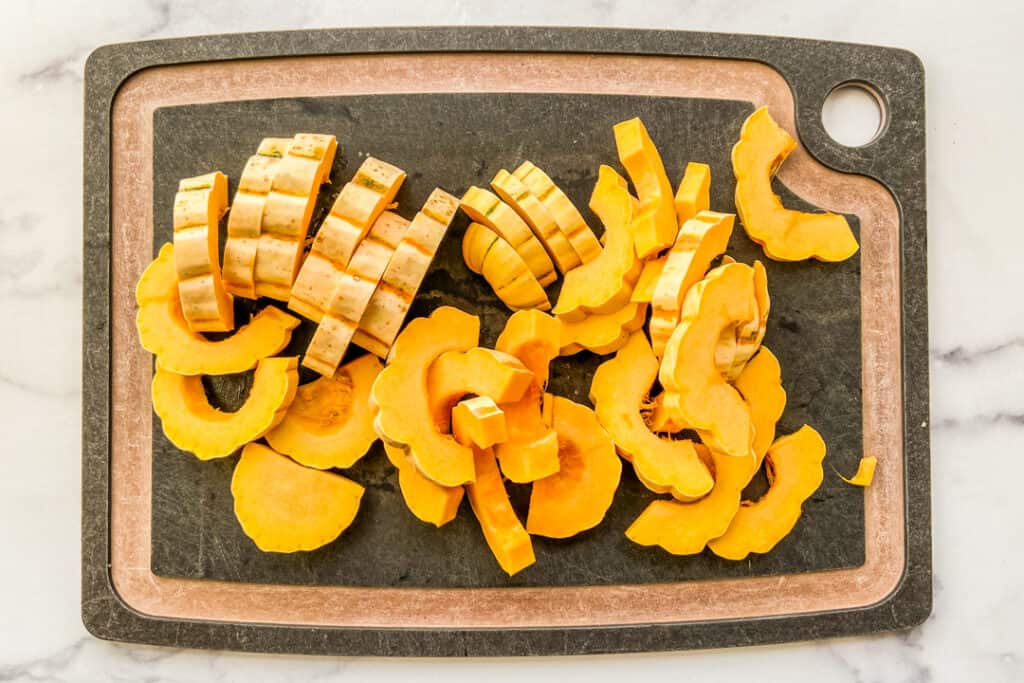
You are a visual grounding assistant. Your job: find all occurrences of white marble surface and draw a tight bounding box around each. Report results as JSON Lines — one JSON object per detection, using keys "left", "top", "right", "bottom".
{"left": 2, "top": 0, "right": 1021, "bottom": 680}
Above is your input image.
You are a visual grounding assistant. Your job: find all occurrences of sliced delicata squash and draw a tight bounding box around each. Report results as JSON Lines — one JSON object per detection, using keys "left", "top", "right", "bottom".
{"left": 265, "top": 353, "right": 383, "bottom": 469}
{"left": 232, "top": 442, "right": 364, "bottom": 553}
{"left": 136, "top": 244, "right": 300, "bottom": 375}
{"left": 152, "top": 356, "right": 299, "bottom": 460}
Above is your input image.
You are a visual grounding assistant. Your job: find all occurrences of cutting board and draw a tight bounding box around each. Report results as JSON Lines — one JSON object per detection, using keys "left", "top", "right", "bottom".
{"left": 81, "top": 27, "right": 930, "bottom": 656}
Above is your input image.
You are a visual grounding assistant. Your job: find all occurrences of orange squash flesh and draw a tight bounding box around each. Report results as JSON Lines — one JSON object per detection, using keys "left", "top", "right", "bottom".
{"left": 674, "top": 161, "right": 711, "bottom": 226}
{"left": 733, "top": 107, "right": 858, "bottom": 262}
{"left": 426, "top": 347, "right": 534, "bottom": 431}
{"left": 232, "top": 442, "right": 364, "bottom": 553}
{"left": 464, "top": 446, "right": 536, "bottom": 576}
{"left": 527, "top": 396, "right": 622, "bottom": 538}
{"left": 733, "top": 346, "right": 787, "bottom": 469}
{"left": 659, "top": 263, "right": 757, "bottom": 458}
{"left": 493, "top": 311, "right": 562, "bottom": 483}
{"left": 384, "top": 442, "right": 464, "bottom": 527}
{"left": 265, "top": 354, "right": 382, "bottom": 469}
{"left": 708, "top": 425, "right": 826, "bottom": 560}
{"left": 590, "top": 332, "right": 713, "bottom": 501}
{"left": 613, "top": 118, "right": 678, "bottom": 258}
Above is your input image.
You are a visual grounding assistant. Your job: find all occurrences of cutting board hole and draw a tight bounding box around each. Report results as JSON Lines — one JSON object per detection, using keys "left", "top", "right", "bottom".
{"left": 822, "top": 83, "right": 885, "bottom": 147}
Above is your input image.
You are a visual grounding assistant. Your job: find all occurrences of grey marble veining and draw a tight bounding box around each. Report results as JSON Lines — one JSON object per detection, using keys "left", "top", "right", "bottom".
{"left": 3, "top": 0, "right": 1023, "bottom": 679}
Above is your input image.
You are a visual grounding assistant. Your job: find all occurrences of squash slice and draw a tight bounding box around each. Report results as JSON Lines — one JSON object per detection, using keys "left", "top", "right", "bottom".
{"left": 720, "top": 260, "right": 770, "bottom": 379}
{"left": 172, "top": 171, "right": 233, "bottom": 332}
{"left": 460, "top": 186, "right": 556, "bottom": 286}
{"left": 674, "top": 161, "right": 711, "bottom": 226}
{"left": 493, "top": 311, "right": 562, "bottom": 483}
{"left": 591, "top": 332, "right": 713, "bottom": 500}
{"left": 559, "top": 302, "right": 647, "bottom": 356}
{"left": 427, "top": 347, "right": 534, "bottom": 431}
{"left": 659, "top": 263, "right": 757, "bottom": 458}
{"left": 353, "top": 189, "right": 457, "bottom": 358}
{"left": 223, "top": 137, "right": 292, "bottom": 299}
{"left": 527, "top": 396, "right": 622, "bottom": 538}
{"left": 465, "top": 445, "right": 536, "bottom": 576}
{"left": 136, "top": 244, "right": 300, "bottom": 375}
{"left": 303, "top": 212, "right": 410, "bottom": 377}
{"left": 384, "top": 442, "right": 464, "bottom": 527}
{"left": 708, "top": 425, "right": 826, "bottom": 560}
{"left": 733, "top": 107, "right": 858, "bottom": 262}
{"left": 265, "top": 354, "right": 383, "bottom": 469}
{"left": 625, "top": 444, "right": 752, "bottom": 555}
{"left": 513, "top": 161, "right": 602, "bottom": 264}
{"left": 232, "top": 442, "right": 363, "bottom": 552}
{"left": 289, "top": 157, "right": 406, "bottom": 322}
{"left": 733, "top": 346, "right": 786, "bottom": 468}
{"left": 252, "top": 133, "right": 337, "bottom": 300}
{"left": 613, "top": 118, "right": 677, "bottom": 258}
{"left": 553, "top": 165, "right": 642, "bottom": 322}
{"left": 371, "top": 306, "right": 480, "bottom": 486}
{"left": 841, "top": 455, "right": 878, "bottom": 487}
{"left": 462, "top": 222, "right": 551, "bottom": 311}
{"left": 649, "top": 211, "right": 735, "bottom": 356}
{"left": 631, "top": 256, "right": 665, "bottom": 304}
{"left": 152, "top": 356, "right": 298, "bottom": 460}
{"left": 491, "top": 169, "right": 580, "bottom": 273}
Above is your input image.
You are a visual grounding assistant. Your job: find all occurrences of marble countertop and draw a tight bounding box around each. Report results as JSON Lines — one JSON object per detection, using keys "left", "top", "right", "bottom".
{"left": 3, "top": 0, "right": 1021, "bottom": 680}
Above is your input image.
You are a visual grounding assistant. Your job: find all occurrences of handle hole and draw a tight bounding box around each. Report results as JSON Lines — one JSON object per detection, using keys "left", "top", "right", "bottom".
{"left": 821, "top": 83, "right": 886, "bottom": 147}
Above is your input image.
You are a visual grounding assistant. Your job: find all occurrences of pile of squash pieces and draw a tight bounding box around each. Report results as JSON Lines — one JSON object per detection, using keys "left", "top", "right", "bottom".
{"left": 136, "top": 107, "right": 870, "bottom": 575}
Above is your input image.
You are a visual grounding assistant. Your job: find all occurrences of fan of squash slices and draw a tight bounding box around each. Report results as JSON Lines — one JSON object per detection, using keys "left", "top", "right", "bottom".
{"left": 136, "top": 107, "right": 865, "bottom": 575}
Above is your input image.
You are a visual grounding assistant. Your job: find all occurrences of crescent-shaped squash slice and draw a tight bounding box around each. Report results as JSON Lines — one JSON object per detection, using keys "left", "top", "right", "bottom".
{"left": 172, "top": 171, "right": 233, "bottom": 332}
{"left": 371, "top": 306, "right": 480, "bottom": 486}
{"left": 708, "top": 425, "right": 826, "bottom": 560}
{"left": 631, "top": 256, "right": 665, "bottom": 304}
{"left": 841, "top": 455, "right": 877, "bottom": 487}
{"left": 465, "top": 444, "right": 536, "bottom": 576}
{"left": 553, "top": 165, "right": 642, "bottom": 322}
{"left": 527, "top": 396, "right": 622, "bottom": 538}
{"left": 384, "top": 442, "right": 464, "bottom": 527}
{"left": 590, "top": 332, "right": 713, "bottom": 500}
{"left": 427, "top": 347, "right": 534, "bottom": 431}
{"left": 559, "top": 302, "right": 647, "bottom": 356}
{"left": 265, "top": 354, "right": 382, "bottom": 469}
{"left": 625, "top": 443, "right": 752, "bottom": 555}
{"left": 626, "top": 349, "right": 782, "bottom": 555}
{"left": 152, "top": 356, "right": 299, "bottom": 460}
{"left": 136, "top": 244, "right": 300, "bottom": 375}
{"left": 674, "top": 161, "right": 711, "bottom": 225}
{"left": 460, "top": 186, "right": 556, "bottom": 286}
{"left": 513, "top": 161, "right": 602, "bottom": 264}
{"left": 649, "top": 211, "right": 735, "bottom": 356}
{"left": 613, "top": 118, "right": 677, "bottom": 258}
{"left": 733, "top": 107, "right": 858, "bottom": 262}
{"left": 733, "top": 346, "right": 787, "bottom": 469}
{"left": 232, "top": 442, "right": 363, "bottom": 553}
{"left": 721, "top": 260, "right": 771, "bottom": 379}
{"left": 493, "top": 311, "right": 562, "bottom": 483}
{"left": 659, "top": 262, "right": 757, "bottom": 458}
{"left": 491, "top": 169, "right": 580, "bottom": 274}
{"left": 462, "top": 222, "right": 551, "bottom": 311}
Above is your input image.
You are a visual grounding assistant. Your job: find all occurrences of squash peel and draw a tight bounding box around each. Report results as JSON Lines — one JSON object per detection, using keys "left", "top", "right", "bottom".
{"left": 462, "top": 222, "right": 551, "bottom": 311}
{"left": 841, "top": 455, "right": 877, "bottom": 487}
{"left": 492, "top": 169, "right": 580, "bottom": 273}
{"left": 460, "top": 186, "right": 556, "bottom": 286}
